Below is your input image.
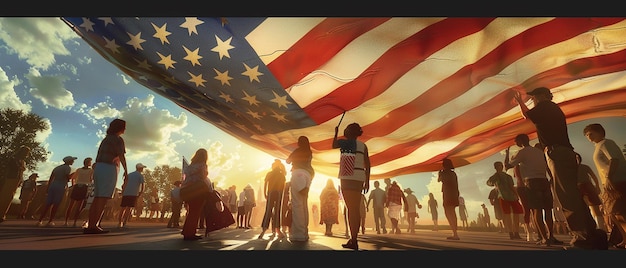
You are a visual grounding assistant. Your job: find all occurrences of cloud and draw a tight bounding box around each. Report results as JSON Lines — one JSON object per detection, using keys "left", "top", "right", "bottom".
{"left": 0, "top": 66, "right": 30, "bottom": 111}
{"left": 0, "top": 17, "right": 76, "bottom": 70}
{"left": 116, "top": 94, "right": 189, "bottom": 166}
{"left": 26, "top": 68, "right": 75, "bottom": 110}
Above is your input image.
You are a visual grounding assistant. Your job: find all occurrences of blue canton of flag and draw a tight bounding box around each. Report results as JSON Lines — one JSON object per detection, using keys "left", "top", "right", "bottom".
{"left": 61, "top": 17, "right": 315, "bottom": 150}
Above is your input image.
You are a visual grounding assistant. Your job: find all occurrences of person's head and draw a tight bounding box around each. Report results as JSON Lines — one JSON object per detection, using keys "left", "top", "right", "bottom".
{"left": 29, "top": 173, "right": 38, "bottom": 180}
{"left": 574, "top": 152, "right": 582, "bottom": 164}
{"left": 325, "top": 178, "right": 334, "bottom": 188}
{"left": 442, "top": 158, "right": 454, "bottom": 170}
{"left": 384, "top": 178, "right": 391, "bottom": 185}
{"left": 374, "top": 181, "right": 380, "bottom": 188}
{"left": 190, "top": 148, "right": 208, "bottom": 164}
{"left": 272, "top": 159, "right": 285, "bottom": 172}
{"left": 136, "top": 163, "right": 147, "bottom": 171}
{"left": 583, "top": 123, "right": 605, "bottom": 143}
{"left": 343, "top": 123, "right": 363, "bottom": 139}
{"left": 527, "top": 87, "right": 553, "bottom": 103}
{"left": 63, "top": 156, "right": 78, "bottom": 165}
{"left": 514, "top": 133, "right": 530, "bottom": 147}
{"left": 297, "top": 135, "right": 310, "bottom": 149}
{"left": 83, "top": 157, "right": 93, "bottom": 167}
{"left": 429, "top": 192, "right": 434, "bottom": 199}
{"left": 107, "top": 118, "right": 126, "bottom": 135}
{"left": 16, "top": 145, "right": 31, "bottom": 159}
{"left": 493, "top": 161, "right": 504, "bottom": 172}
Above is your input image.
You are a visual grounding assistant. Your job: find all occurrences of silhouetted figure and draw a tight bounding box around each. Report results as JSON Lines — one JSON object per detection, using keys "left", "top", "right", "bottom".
{"left": 438, "top": 158, "right": 460, "bottom": 240}
{"left": 332, "top": 123, "right": 371, "bottom": 250}
{"left": 515, "top": 87, "right": 606, "bottom": 250}
{"left": 85, "top": 118, "right": 128, "bottom": 234}
{"left": 118, "top": 163, "right": 146, "bottom": 228}
{"left": 427, "top": 193, "right": 439, "bottom": 231}
{"left": 367, "top": 180, "right": 387, "bottom": 234}
{"left": 37, "top": 156, "right": 77, "bottom": 227}
{"left": 64, "top": 157, "right": 93, "bottom": 227}
{"left": 319, "top": 179, "right": 339, "bottom": 236}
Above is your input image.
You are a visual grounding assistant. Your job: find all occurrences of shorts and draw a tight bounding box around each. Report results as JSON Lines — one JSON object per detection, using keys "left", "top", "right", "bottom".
{"left": 45, "top": 183, "right": 66, "bottom": 206}
{"left": 120, "top": 195, "right": 138, "bottom": 207}
{"left": 70, "top": 184, "right": 89, "bottom": 200}
{"left": 499, "top": 199, "right": 524, "bottom": 214}
{"left": 578, "top": 181, "right": 602, "bottom": 206}
{"left": 93, "top": 162, "right": 119, "bottom": 198}
{"left": 524, "top": 178, "right": 553, "bottom": 209}
{"left": 237, "top": 206, "right": 245, "bottom": 215}
{"left": 19, "top": 191, "right": 35, "bottom": 201}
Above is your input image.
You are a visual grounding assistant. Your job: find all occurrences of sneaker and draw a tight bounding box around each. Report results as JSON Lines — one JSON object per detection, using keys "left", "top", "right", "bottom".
{"left": 36, "top": 221, "right": 44, "bottom": 227}
{"left": 46, "top": 222, "right": 55, "bottom": 227}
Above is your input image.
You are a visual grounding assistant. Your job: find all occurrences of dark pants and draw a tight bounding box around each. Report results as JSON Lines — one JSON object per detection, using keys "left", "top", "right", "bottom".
{"left": 545, "top": 146, "right": 597, "bottom": 241}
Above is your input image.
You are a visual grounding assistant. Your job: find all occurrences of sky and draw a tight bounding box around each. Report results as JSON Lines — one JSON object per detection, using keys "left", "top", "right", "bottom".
{"left": 1, "top": 17, "right": 625, "bottom": 225}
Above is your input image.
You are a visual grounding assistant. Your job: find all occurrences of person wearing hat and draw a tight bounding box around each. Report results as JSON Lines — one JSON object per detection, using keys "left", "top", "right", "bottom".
{"left": 18, "top": 173, "right": 39, "bottom": 219}
{"left": 514, "top": 87, "right": 607, "bottom": 250}
{"left": 118, "top": 163, "right": 146, "bottom": 228}
{"left": 36, "top": 156, "right": 77, "bottom": 227}
{"left": 404, "top": 187, "right": 422, "bottom": 234}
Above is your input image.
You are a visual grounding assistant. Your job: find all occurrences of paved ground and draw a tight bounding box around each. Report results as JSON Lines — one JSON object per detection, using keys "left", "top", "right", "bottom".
{"left": 0, "top": 218, "right": 621, "bottom": 265}
{"left": 0, "top": 218, "right": 594, "bottom": 250}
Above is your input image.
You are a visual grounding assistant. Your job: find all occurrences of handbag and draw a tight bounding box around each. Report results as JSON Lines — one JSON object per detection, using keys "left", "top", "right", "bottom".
{"left": 204, "top": 191, "right": 235, "bottom": 234}
{"left": 179, "top": 179, "right": 211, "bottom": 202}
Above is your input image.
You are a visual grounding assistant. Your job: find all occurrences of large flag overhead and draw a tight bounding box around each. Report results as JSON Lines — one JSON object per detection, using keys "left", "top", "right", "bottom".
{"left": 60, "top": 17, "right": 626, "bottom": 180}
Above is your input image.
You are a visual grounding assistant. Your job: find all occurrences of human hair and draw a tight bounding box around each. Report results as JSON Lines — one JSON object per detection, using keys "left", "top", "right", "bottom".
{"left": 442, "top": 158, "right": 454, "bottom": 170}
{"left": 107, "top": 118, "right": 126, "bottom": 135}
{"left": 84, "top": 157, "right": 93, "bottom": 166}
{"left": 344, "top": 123, "right": 363, "bottom": 138}
{"left": 583, "top": 123, "right": 605, "bottom": 137}
{"left": 514, "top": 134, "right": 530, "bottom": 145}
{"left": 574, "top": 152, "right": 582, "bottom": 163}
{"left": 190, "top": 148, "right": 208, "bottom": 165}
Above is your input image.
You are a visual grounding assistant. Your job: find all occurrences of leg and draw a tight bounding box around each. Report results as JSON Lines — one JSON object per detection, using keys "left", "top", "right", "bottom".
{"left": 87, "top": 197, "right": 107, "bottom": 230}
{"left": 444, "top": 206, "right": 459, "bottom": 239}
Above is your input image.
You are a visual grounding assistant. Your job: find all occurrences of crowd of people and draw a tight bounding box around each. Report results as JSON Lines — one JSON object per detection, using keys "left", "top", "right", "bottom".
{"left": 1, "top": 86, "right": 625, "bottom": 251}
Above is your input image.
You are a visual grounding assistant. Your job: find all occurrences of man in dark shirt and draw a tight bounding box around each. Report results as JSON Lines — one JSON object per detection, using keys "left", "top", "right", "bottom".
{"left": 514, "top": 87, "right": 607, "bottom": 250}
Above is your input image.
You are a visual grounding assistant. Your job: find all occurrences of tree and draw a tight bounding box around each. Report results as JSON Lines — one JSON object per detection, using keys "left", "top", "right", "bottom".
{"left": 141, "top": 165, "right": 182, "bottom": 213}
{"left": 0, "top": 108, "right": 49, "bottom": 172}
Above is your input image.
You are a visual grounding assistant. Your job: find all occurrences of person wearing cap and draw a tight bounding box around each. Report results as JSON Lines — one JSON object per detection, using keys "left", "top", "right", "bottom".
{"left": 36, "top": 156, "right": 77, "bottom": 227}
{"left": 404, "top": 187, "right": 422, "bottom": 234}
{"left": 514, "top": 87, "right": 607, "bottom": 250}
{"left": 18, "top": 173, "right": 39, "bottom": 219}
{"left": 118, "top": 163, "right": 146, "bottom": 228}
{"left": 85, "top": 118, "right": 128, "bottom": 234}
{"left": 64, "top": 157, "right": 94, "bottom": 227}
{"left": 0, "top": 145, "right": 31, "bottom": 223}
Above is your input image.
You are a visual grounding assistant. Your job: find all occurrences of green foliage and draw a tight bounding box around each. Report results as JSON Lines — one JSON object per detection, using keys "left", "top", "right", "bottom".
{"left": 140, "top": 164, "right": 182, "bottom": 210}
{"left": 0, "top": 108, "right": 49, "bottom": 172}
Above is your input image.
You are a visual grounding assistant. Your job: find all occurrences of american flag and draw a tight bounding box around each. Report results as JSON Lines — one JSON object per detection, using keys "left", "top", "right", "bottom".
{"left": 182, "top": 156, "right": 189, "bottom": 182}
{"left": 61, "top": 17, "right": 626, "bottom": 179}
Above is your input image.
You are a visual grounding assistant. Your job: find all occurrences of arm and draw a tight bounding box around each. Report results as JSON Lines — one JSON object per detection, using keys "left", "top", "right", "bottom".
{"left": 332, "top": 126, "right": 340, "bottom": 149}
{"left": 584, "top": 165, "right": 601, "bottom": 194}
{"left": 504, "top": 146, "right": 512, "bottom": 170}
{"left": 514, "top": 91, "right": 530, "bottom": 119}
